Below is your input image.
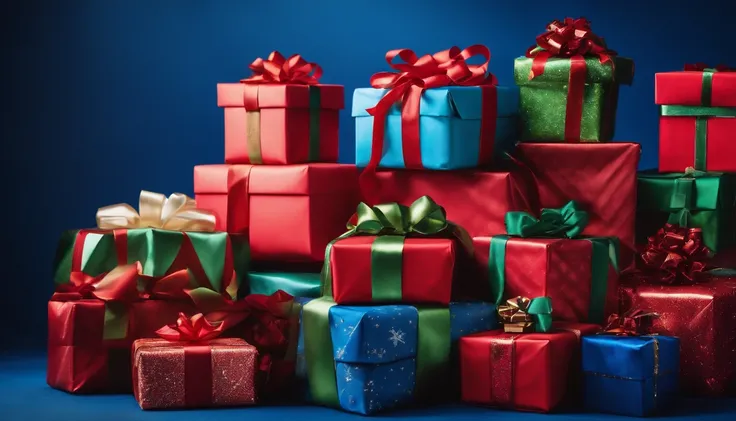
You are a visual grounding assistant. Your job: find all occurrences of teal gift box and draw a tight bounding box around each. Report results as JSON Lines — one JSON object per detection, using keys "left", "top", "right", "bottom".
{"left": 247, "top": 271, "right": 321, "bottom": 298}
{"left": 352, "top": 86, "right": 519, "bottom": 170}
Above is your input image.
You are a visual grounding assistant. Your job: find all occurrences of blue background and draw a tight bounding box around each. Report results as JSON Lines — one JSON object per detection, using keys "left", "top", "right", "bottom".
{"left": 2, "top": 0, "right": 733, "bottom": 352}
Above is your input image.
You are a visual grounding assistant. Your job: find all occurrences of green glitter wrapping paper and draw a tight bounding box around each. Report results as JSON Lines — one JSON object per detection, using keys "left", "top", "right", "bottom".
{"left": 514, "top": 56, "right": 634, "bottom": 142}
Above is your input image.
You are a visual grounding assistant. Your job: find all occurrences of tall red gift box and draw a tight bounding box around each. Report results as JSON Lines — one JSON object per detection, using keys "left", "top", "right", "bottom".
{"left": 217, "top": 83, "right": 343, "bottom": 165}
{"left": 193, "top": 164, "right": 359, "bottom": 262}
{"left": 364, "top": 170, "right": 536, "bottom": 238}
{"left": 516, "top": 143, "right": 640, "bottom": 268}
{"left": 656, "top": 69, "right": 736, "bottom": 172}
{"left": 620, "top": 277, "right": 736, "bottom": 396}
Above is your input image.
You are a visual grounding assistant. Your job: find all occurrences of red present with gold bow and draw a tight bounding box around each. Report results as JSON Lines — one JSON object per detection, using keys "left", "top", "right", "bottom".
{"left": 656, "top": 64, "right": 736, "bottom": 172}
{"left": 514, "top": 17, "right": 634, "bottom": 142}
{"left": 47, "top": 263, "right": 199, "bottom": 393}
{"left": 217, "top": 51, "right": 343, "bottom": 165}
{"left": 132, "top": 313, "right": 258, "bottom": 409}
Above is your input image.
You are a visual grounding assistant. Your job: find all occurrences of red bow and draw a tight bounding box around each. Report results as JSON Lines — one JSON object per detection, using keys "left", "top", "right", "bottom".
{"left": 139, "top": 269, "right": 194, "bottom": 300}
{"left": 526, "top": 17, "right": 615, "bottom": 80}
{"left": 54, "top": 263, "right": 143, "bottom": 303}
{"left": 603, "top": 309, "right": 658, "bottom": 336}
{"left": 684, "top": 63, "right": 734, "bottom": 72}
{"left": 156, "top": 312, "right": 224, "bottom": 342}
{"left": 240, "top": 51, "right": 322, "bottom": 85}
{"left": 640, "top": 223, "right": 712, "bottom": 284}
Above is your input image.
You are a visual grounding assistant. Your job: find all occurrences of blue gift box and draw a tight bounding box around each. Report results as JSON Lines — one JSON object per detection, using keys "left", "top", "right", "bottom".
{"left": 582, "top": 335, "right": 680, "bottom": 417}
{"left": 352, "top": 86, "right": 520, "bottom": 170}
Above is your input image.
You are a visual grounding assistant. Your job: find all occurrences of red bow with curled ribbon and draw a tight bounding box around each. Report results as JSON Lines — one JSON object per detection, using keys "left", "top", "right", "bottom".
{"left": 603, "top": 309, "right": 658, "bottom": 336}
{"left": 240, "top": 51, "right": 322, "bottom": 85}
{"left": 54, "top": 262, "right": 143, "bottom": 303}
{"left": 684, "top": 63, "right": 734, "bottom": 72}
{"left": 155, "top": 313, "right": 224, "bottom": 342}
{"left": 640, "top": 223, "right": 712, "bottom": 284}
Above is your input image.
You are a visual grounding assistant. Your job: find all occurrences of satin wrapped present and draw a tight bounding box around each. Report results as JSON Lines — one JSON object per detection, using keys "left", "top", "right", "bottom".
{"left": 132, "top": 314, "right": 258, "bottom": 409}
{"left": 193, "top": 163, "right": 359, "bottom": 262}
{"left": 460, "top": 322, "right": 600, "bottom": 413}
{"left": 303, "top": 301, "right": 497, "bottom": 415}
{"left": 474, "top": 202, "right": 620, "bottom": 324}
{"left": 53, "top": 190, "right": 246, "bottom": 299}
{"left": 246, "top": 271, "right": 321, "bottom": 298}
{"left": 620, "top": 277, "right": 736, "bottom": 396}
{"left": 515, "top": 142, "right": 640, "bottom": 268}
{"left": 218, "top": 51, "right": 343, "bottom": 165}
{"left": 514, "top": 18, "right": 634, "bottom": 142}
{"left": 637, "top": 171, "right": 736, "bottom": 253}
{"left": 583, "top": 335, "right": 680, "bottom": 416}
{"left": 656, "top": 65, "right": 736, "bottom": 172}
{"left": 47, "top": 264, "right": 198, "bottom": 393}
{"left": 353, "top": 45, "right": 518, "bottom": 171}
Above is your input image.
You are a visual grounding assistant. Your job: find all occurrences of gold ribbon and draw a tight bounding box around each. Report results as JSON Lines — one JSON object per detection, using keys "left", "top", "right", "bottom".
{"left": 497, "top": 296, "right": 553, "bottom": 333}
{"left": 96, "top": 190, "right": 217, "bottom": 232}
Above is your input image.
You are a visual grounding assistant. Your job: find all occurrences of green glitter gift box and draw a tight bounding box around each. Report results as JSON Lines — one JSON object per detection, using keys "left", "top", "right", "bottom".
{"left": 514, "top": 18, "right": 635, "bottom": 142}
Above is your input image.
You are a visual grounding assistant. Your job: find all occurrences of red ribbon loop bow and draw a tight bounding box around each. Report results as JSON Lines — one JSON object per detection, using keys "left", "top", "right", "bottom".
{"left": 603, "top": 309, "right": 659, "bottom": 336}
{"left": 156, "top": 312, "right": 224, "bottom": 342}
{"left": 684, "top": 63, "right": 734, "bottom": 72}
{"left": 240, "top": 51, "right": 322, "bottom": 85}
{"left": 640, "top": 223, "right": 712, "bottom": 284}
{"left": 139, "top": 269, "right": 193, "bottom": 300}
{"left": 55, "top": 262, "right": 143, "bottom": 302}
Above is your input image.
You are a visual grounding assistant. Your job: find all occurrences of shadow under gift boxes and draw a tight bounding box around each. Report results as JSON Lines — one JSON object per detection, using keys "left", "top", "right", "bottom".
{"left": 193, "top": 163, "right": 359, "bottom": 263}
{"left": 352, "top": 86, "right": 519, "bottom": 170}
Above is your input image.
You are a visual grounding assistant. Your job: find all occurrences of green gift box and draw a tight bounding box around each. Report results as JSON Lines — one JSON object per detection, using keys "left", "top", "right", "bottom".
{"left": 636, "top": 171, "right": 736, "bottom": 252}
{"left": 247, "top": 271, "right": 321, "bottom": 298}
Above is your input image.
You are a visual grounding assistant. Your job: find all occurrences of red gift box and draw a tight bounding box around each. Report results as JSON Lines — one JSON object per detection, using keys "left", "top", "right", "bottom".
{"left": 460, "top": 323, "right": 599, "bottom": 412}
{"left": 193, "top": 163, "right": 359, "bottom": 262}
{"left": 515, "top": 143, "right": 640, "bottom": 269}
{"left": 329, "top": 236, "right": 455, "bottom": 305}
{"left": 217, "top": 83, "right": 343, "bottom": 165}
{"left": 655, "top": 70, "right": 736, "bottom": 172}
{"left": 364, "top": 170, "right": 536, "bottom": 238}
{"left": 620, "top": 277, "right": 736, "bottom": 396}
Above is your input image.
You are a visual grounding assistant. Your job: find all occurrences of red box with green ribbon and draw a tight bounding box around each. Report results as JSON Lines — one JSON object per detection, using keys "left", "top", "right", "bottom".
{"left": 218, "top": 51, "right": 343, "bottom": 165}
{"left": 474, "top": 201, "right": 620, "bottom": 324}
{"left": 656, "top": 64, "right": 736, "bottom": 172}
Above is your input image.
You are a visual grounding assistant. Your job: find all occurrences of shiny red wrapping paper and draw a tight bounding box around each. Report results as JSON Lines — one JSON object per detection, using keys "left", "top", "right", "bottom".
{"left": 217, "top": 83, "right": 343, "bottom": 165}
{"left": 473, "top": 237, "right": 619, "bottom": 323}
{"left": 133, "top": 338, "right": 258, "bottom": 409}
{"left": 655, "top": 71, "right": 736, "bottom": 172}
{"left": 330, "top": 236, "right": 455, "bottom": 305}
{"left": 47, "top": 299, "right": 196, "bottom": 393}
{"left": 364, "top": 170, "right": 536, "bottom": 239}
{"left": 620, "top": 277, "right": 736, "bottom": 396}
{"left": 460, "top": 323, "right": 600, "bottom": 412}
{"left": 515, "top": 143, "right": 640, "bottom": 269}
{"left": 193, "top": 163, "right": 359, "bottom": 262}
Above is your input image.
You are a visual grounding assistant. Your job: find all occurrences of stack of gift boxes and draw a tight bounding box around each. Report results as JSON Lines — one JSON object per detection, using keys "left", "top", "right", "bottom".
{"left": 46, "top": 17, "right": 736, "bottom": 416}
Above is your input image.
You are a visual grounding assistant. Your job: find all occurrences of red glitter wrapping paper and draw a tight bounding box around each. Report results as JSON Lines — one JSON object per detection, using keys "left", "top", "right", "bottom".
{"left": 460, "top": 323, "right": 599, "bottom": 413}
{"left": 132, "top": 338, "right": 258, "bottom": 409}
{"left": 620, "top": 277, "right": 736, "bottom": 396}
{"left": 515, "top": 143, "right": 640, "bottom": 269}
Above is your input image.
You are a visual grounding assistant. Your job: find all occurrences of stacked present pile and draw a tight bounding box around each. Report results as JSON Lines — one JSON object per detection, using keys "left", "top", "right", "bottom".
{"left": 46, "top": 17, "right": 736, "bottom": 417}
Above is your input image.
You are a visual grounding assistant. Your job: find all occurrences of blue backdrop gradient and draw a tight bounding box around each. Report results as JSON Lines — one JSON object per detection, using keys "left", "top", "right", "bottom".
{"left": 2, "top": 0, "right": 732, "bottom": 350}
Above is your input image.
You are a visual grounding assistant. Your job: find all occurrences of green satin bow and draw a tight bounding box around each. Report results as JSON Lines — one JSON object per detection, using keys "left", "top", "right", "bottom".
{"left": 505, "top": 200, "right": 589, "bottom": 238}
{"left": 667, "top": 167, "right": 708, "bottom": 227}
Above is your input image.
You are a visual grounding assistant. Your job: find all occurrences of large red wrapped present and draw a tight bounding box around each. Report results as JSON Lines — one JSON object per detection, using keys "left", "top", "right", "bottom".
{"left": 193, "top": 163, "right": 359, "bottom": 262}
{"left": 218, "top": 51, "right": 343, "bottom": 165}
{"left": 460, "top": 321, "right": 600, "bottom": 412}
{"left": 133, "top": 314, "right": 258, "bottom": 409}
{"left": 363, "top": 169, "right": 536, "bottom": 238}
{"left": 620, "top": 276, "right": 736, "bottom": 396}
{"left": 656, "top": 65, "right": 736, "bottom": 172}
{"left": 515, "top": 143, "right": 640, "bottom": 268}
{"left": 47, "top": 264, "right": 198, "bottom": 393}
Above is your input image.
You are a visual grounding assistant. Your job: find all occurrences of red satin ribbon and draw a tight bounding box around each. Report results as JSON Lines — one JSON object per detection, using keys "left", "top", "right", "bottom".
{"left": 526, "top": 18, "right": 616, "bottom": 142}
{"left": 71, "top": 229, "right": 128, "bottom": 273}
{"left": 640, "top": 223, "right": 712, "bottom": 284}
{"left": 54, "top": 262, "right": 143, "bottom": 303}
{"left": 240, "top": 51, "right": 322, "bottom": 85}
{"left": 603, "top": 309, "right": 658, "bottom": 336}
{"left": 684, "top": 63, "right": 734, "bottom": 72}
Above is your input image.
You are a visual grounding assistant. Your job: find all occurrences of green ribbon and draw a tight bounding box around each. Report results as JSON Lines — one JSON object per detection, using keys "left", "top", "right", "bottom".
{"left": 247, "top": 271, "right": 321, "bottom": 298}
{"left": 308, "top": 86, "right": 321, "bottom": 162}
{"left": 487, "top": 201, "right": 618, "bottom": 323}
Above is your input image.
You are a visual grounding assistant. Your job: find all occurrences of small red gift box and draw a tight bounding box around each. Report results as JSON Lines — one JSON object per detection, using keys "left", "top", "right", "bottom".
{"left": 656, "top": 67, "right": 736, "bottom": 172}
{"left": 473, "top": 236, "right": 619, "bottom": 324}
{"left": 460, "top": 324, "right": 599, "bottom": 412}
{"left": 217, "top": 52, "right": 343, "bottom": 165}
{"left": 516, "top": 143, "right": 640, "bottom": 269}
{"left": 620, "top": 277, "right": 736, "bottom": 396}
{"left": 329, "top": 236, "right": 455, "bottom": 305}
{"left": 193, "top": 163, "right": 359, "bottom": 262}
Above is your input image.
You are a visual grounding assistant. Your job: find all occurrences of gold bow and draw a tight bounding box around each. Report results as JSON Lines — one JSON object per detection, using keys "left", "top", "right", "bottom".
{"left": 96, "top": 190, "right": 217, "bottom": 232}
{"left": 498, "top": 297, "right": 534, "bottom": 333}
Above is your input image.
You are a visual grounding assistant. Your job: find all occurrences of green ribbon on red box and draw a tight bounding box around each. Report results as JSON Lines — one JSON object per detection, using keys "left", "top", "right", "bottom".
{"left": 487, "top": 201, "right": 619, "bottom": 324}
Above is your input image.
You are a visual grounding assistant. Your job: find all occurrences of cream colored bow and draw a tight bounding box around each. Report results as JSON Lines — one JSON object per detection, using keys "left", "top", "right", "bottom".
{"left": 96, "top": 190, "right": 217, "bottom": 232}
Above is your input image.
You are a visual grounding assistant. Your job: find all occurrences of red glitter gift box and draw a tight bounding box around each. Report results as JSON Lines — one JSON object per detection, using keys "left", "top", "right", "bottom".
{"left": 620, "top": 277, "right": 736, "bottom": 396}
{"left": 193, "top": 163, "right": 359, "bottom": 262}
